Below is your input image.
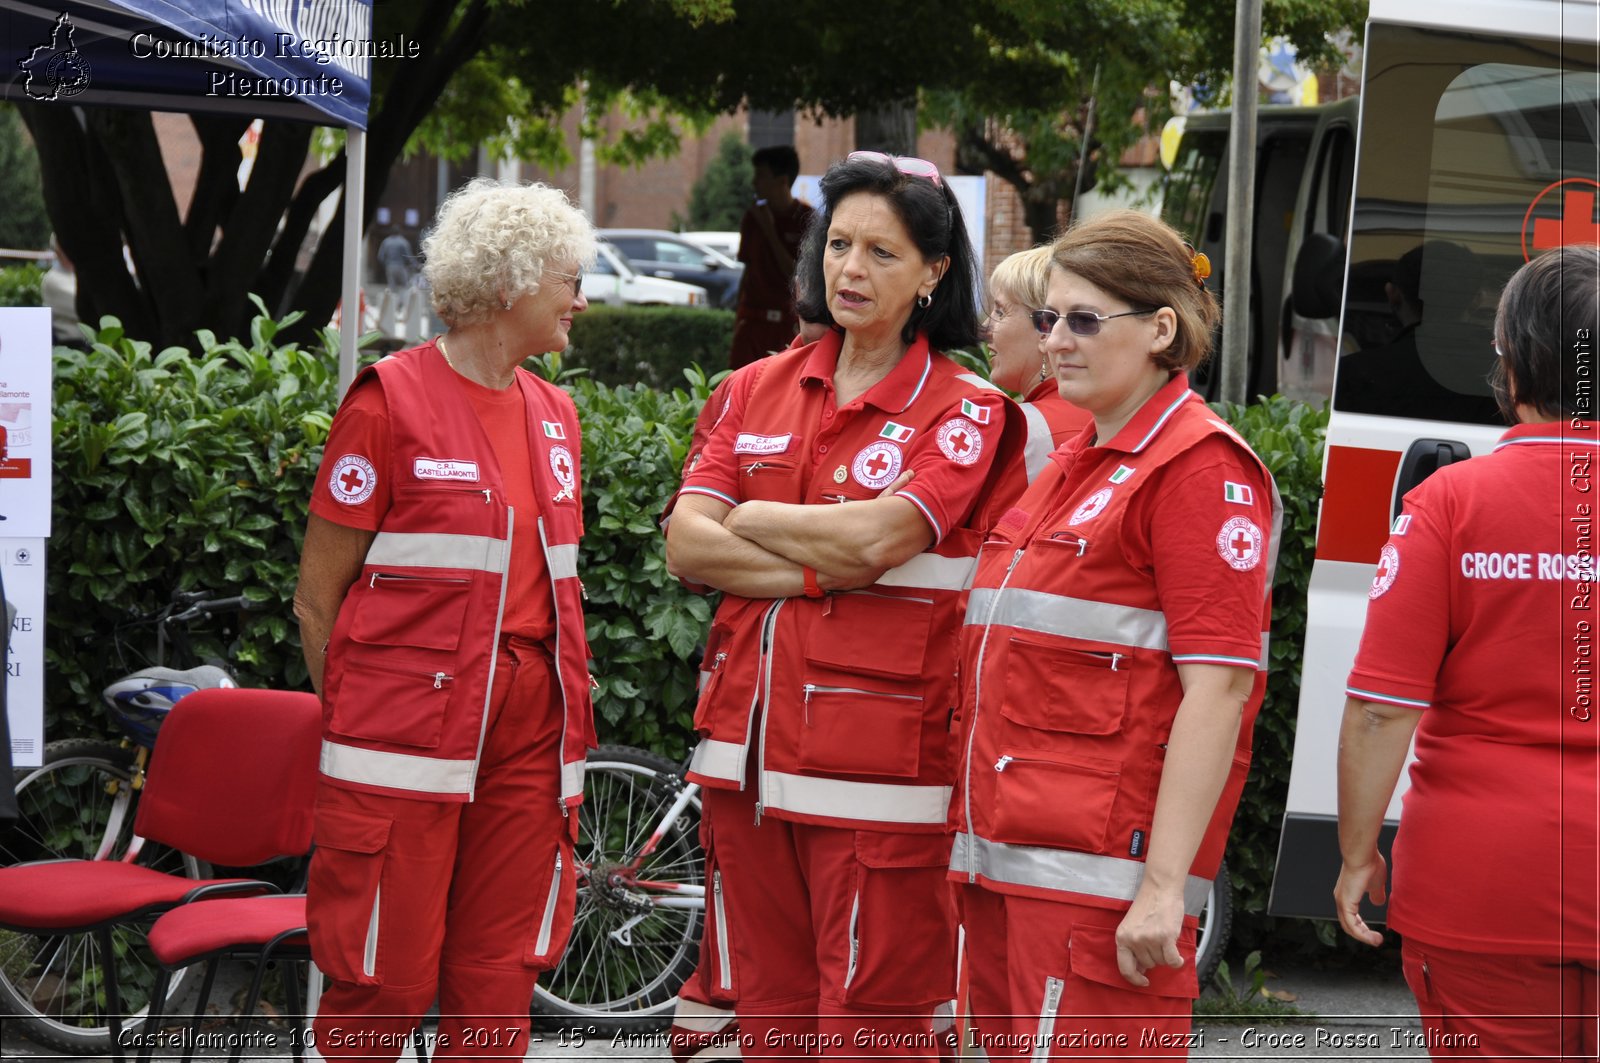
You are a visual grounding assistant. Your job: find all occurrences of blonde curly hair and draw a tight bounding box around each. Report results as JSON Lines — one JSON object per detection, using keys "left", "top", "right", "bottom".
{"left": 421, "top": 178, "right": 596, "bottom": 326}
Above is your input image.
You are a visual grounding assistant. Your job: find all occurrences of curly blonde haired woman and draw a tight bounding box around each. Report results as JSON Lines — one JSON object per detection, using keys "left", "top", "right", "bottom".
{"left": 296, "top": 178, "right": 598, "bottom": 1061}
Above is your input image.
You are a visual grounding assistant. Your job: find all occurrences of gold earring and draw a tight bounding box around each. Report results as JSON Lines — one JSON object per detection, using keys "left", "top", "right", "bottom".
{"left": 1039, "top": 356, "right": 1049, "bottom": 382}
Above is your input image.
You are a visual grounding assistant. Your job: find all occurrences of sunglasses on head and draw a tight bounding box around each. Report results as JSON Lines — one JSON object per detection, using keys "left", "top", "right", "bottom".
{"left": 847, "top": 150, "right": 943, "bottom": 188}
{"left": 1030, "top": 307, "right": 1157, "bottom": 337}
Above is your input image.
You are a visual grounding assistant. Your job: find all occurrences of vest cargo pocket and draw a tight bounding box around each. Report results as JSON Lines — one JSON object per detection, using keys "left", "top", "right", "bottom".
{"left": 805, "top": 591, "right": 932, "bottom": 680}
{"left": 1000, "top": 637, "right": 1132, "bottom": 736}
{"left": 990, "top": 751, "right": 1120, "bottom": 852}
{"left": 327, "top": 657, "right": 454, "bottom": 749}
{"left": 306, "top": 807, "right": 392, "bottom": 987}
{"left": 349, "top": 572, "right": 473, "bottom": 651}
{"left": 797, "top": 684, "right": 924, "bottom": 778}
{"left": 524, "top": 839, "right": 577, "bottom": 969}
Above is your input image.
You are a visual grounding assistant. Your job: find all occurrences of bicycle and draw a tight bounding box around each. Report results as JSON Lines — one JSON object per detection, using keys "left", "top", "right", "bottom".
{"left": 0, "top": 589, "right": 249, "bottom": 1055}
{"left": 529, "top": 746, "right": 1234, "bottom": 1034}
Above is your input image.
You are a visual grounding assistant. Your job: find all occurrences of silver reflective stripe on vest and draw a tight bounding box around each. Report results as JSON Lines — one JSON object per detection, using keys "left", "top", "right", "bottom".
{"left": 1019, "top": 403, "right": 1054, "bottom": 482}
{"left": 561, "top": 757, "right": 585, "bottom": 803}
{"left": 546, "top": 542, "right": 579, "bottom": 580}
{"left": 365, "top": 531, "right": 509, "bottom": 574}
{"left": 761, "top": 771, "right": 951, "bottom": 825}
{"left": 690, "top": 739, "right": 748, "bottom": 782}
{"left": 876, "top": 551, "right": 978, "bottom": 592}
{"left": 950, "top": 831, "right": 1210, "bottom": 917}
{"left": 321, "top": 740, "right": 475, "bottom": 794}
{"left": 964, "top": 586, "right": 1169, "bottom": 651}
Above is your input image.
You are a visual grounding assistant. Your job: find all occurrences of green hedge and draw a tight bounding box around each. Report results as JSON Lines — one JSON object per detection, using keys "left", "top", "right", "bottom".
{"left": 565, "top": 305, "right": 733, "bottom": 389}
{"left": 0, "top": 263, "right": 43, "bottom": 308}
{"left": 1211, "top": 395, "right": 1331, "bottom": 955}
{"left": 44, "top": 312, "right": 716, "bottom": 757}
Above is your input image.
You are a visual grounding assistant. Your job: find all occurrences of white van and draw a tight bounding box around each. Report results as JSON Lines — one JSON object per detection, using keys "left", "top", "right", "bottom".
{"left": 1271, "top": 0, "right": 1600, "bottom": 920}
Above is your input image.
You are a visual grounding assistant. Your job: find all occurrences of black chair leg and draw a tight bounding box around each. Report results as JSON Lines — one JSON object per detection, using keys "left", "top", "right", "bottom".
{"left": 412, "top": 1024, "right": 430, "bottom": 1063}
{"left": 228, "top": 955, "right": 273, "bottom": 1063}
{"left": 98, "top": 926, "right": 126, "bottom": 1062}
{"left": 282, "top": 959, "right": 305, "bottom": 1063}
{"left": 181, "top": 958, "right": 220, "bottom": 1063}
{"left": 136, "top": 967, "right": 173, "bottom": 1063}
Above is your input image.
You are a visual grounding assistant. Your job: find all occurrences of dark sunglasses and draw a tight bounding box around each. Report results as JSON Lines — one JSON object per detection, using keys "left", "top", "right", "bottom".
{"left": 1030, "top": 307, "right": 1157, "bottom": 337}
{"left": 847, "top": 150, "right": 943, "bottom": 188}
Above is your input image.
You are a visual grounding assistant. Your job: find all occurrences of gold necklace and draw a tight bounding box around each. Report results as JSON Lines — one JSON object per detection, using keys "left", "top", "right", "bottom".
{"left": 437, "top": 334, "right": 457, "bottom": 370}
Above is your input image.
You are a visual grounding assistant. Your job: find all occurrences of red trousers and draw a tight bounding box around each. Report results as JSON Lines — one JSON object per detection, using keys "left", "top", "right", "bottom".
{"left": 959, "top": 886, "right": 1197, "bottom": 1061}
{"left": 700, "top": 783, "right": 957, "bottom": 1061}
{"left": 308, "top": 638, "right": 575, "bottom": 1061}
{"left": 1402, "top": 938, "right": 1600, "bottom": 1060}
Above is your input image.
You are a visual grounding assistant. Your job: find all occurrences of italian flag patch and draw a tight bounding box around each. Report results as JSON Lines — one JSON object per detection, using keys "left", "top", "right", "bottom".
{"left": 1109, "top": 465, "right": 1135, "bottom": 484}
{"left": 542, "top": 421, "right": 565, "bottom": 439}
{"left": 880, "top": 422, "right": 915, "bottom": 442}
{"left": 1223, "top": 481, "right": 1253, "bottom": 505}
{"left": 959, "top": 398, "right": 991, "bottom": 425}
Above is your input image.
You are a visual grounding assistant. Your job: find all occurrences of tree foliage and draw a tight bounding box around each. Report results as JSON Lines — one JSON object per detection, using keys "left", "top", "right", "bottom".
{"left": 677, "top": 133, "right": 753, "bottom": 232}
{"left": 0, "top": 105, "right": 50, "bottom": 252}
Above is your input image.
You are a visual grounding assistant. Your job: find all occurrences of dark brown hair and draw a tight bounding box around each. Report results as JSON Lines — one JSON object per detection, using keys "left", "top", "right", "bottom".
{"left": 1492, "top": 245, "right": 1600, "bottom": 423}
{"left": 1050, "top": 209, "right": 1220, "bottom": 372}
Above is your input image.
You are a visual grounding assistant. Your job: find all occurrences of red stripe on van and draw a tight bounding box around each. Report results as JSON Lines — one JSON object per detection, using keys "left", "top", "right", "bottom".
{"left": 1316, "top": 445, "right": 1401, "bottom": 564}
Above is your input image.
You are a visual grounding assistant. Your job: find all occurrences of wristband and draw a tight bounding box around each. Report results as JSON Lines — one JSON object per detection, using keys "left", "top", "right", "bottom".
{"left": 802, "top": 565, "right": 825, "bottom": 599}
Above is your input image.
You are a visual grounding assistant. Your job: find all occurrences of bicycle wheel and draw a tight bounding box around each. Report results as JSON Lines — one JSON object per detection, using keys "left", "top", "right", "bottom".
{"left": 532, "top": 745, "right": 704, "bottom": 1034}
{"left": 0, "top": 738, "right": 207, "bottom": 1055}
{"left": 1194, "top": 859, "right": 1233, "bottom": 989}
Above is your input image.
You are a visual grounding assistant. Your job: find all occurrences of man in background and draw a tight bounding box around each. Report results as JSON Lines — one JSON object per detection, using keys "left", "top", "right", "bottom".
{"left": 728, "top": 146, "right": 813, "bottom": 370}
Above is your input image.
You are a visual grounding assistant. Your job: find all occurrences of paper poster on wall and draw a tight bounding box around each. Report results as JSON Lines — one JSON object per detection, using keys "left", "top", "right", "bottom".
{"left": 0, "top": 308, "right": 53, "bottom": 537}
{"left": 4, "top": 539, "right": 45, "bottom": 769}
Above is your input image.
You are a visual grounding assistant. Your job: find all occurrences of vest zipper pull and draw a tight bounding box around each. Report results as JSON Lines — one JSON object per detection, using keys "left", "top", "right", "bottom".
{"left": 994, "top": 754, "right": 1013, "bottom": 772}
{"left": 482, "top": 489, "right": 493, "bottom": 504}
{"left": 1110, "top": 653, "right": 1123, "bottom": 671}
{"left": 433, "top": 672, "right": 448, "bottom": 689}
{"left": 1075, "top": 537, "right": 1088, "bottom": 556}
{"left": 1008, "top": 549, "right": 1024, "bottom": 573}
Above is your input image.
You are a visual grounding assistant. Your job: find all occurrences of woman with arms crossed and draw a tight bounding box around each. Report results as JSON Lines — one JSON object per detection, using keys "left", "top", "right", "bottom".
{"left": 1336, "top": 246, "right": 1600, "bottom": 1058}
{"left": 666, "top": 151, "right": 1025, "bottom": 1059}
{"left": 953, "top": 210, "right": 1278, "bottom": 1055}
{"left": 294, "top": 179, "right": 597, "bottom": 1061}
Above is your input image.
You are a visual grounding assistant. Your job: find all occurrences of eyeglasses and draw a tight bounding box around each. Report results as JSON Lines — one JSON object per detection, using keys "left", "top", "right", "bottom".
{"left": 1030, "top": 307, "right": 1158, "bottom": 337}
{"left": 847, "top": 151, "right": 943, "bottom": 188}
{"left": 547, "top": 268, "right": 584, "bottom": 294}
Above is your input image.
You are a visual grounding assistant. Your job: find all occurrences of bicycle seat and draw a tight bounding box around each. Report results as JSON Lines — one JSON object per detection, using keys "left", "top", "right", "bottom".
{"left": 102, "top": 665, "right": 237, "bottom": 747}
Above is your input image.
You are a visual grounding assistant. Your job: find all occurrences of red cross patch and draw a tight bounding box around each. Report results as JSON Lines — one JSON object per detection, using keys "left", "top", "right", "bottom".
{"left": 328, "top": 454, "right": 377, "bottom": 506}
{"left": 936, "top": 417, "right": 984, "bottom": 467}
{"left": 1216, "top": 515, "right": 1264, "bottom": 572}
{"left": 851, "top": 441, "right": 904, "bottom": 489}
{"left": 1370, "top": 543, "right": 1400, "bottom": 599}
{"left": 549, "top": 444, "right": 576, "bottom": 491}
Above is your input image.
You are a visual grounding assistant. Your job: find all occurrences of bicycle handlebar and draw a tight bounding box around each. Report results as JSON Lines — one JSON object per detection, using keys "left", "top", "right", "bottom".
{"left": 168, "top": 596, "right": 251, "bottom": 624}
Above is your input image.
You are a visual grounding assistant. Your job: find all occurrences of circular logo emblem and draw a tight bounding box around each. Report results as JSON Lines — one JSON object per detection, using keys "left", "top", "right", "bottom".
{"left": 1216, "top": 516, "right": 1264, "bottom": 571}
{"left": 1521, "top": 178, "right": 1600, "bottom": 261}
{"left": 1370, "top": 543, "right": 1400, "bottom": 599}
{"left": 936, "top": 417, "right": 983, "bottom": 466}
{"left": 328, "top": 454, "right": 377, "bottom": 506}
{"left": 548, "top": 444, "right": 576, "bottom": 490}
{"left": 1068, "top": 488, "right": 1113, "bottom": 526}
{"left": 46, "top": 52, "right": 92, "bottom": 99}
{"left": 851, "top": 441, "right": 903, "bottom": 489}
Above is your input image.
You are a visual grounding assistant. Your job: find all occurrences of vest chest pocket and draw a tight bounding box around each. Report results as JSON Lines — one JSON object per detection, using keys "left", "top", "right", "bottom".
{"left": 737, "top": 458, "right": 800, "bottom": 502}
{"left": 349, "top": 573, "right": 473, "bottom": 652}
{"left": 1000, "top": 636, "right": 1131, "bottom": 736}
{"left": 805, "top": 591, "right": 933, "bottom": 680}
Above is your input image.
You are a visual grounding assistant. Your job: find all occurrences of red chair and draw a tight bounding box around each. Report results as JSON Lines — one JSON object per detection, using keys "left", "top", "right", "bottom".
{"left": 0, "top": 687, "right": 321, "bottom": 1061}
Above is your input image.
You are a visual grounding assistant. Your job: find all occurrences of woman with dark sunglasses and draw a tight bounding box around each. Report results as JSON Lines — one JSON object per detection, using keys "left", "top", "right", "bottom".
{"left": 985, "top": 245, "right": 1093, "bottom": 481}
{"left": 665, "top": 151, "right": 1027, "bottom": 1059}
{"left": 951, "top": 209, "right": 1279, "bottom": 1055}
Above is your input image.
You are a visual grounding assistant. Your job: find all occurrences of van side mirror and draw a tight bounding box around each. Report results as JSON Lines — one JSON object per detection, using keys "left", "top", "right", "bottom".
{"left": 1291, "top": 233, "right": 1345, "bottom": 319}
{"left": 702, "top": 255, "right": 721, "bottom": 270}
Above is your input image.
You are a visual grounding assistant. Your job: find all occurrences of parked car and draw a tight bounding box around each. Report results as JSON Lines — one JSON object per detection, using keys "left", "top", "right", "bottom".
{"left": 679, "top": 230, "right": 741, "bottom": 262}
{"left": 599, "top": 229, "right": 743, "bottom": 309}
{"left": 584, "top": 242, "right": 708, "bottom": 307}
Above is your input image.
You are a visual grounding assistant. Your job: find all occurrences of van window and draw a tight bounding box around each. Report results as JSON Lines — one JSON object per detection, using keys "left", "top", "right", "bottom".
{"left": 1332, "top": 25, "right": 1600, "bottom": 423}
{"left": 1162, "top": 129, "right": 1226, "bottom": 246}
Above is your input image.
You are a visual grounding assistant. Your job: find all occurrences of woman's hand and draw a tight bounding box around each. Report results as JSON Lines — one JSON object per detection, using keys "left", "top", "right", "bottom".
{"left": 1115, "top": 882, "right": 1187, "bottom": 986}
{"left": 1334, "top": 851, "right": 1388, "bottom": 947}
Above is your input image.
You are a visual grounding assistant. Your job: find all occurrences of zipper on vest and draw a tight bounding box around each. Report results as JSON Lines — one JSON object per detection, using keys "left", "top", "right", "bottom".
{"left": 753, "top": 599, "right": 784, "bottom": 825}
{"left": 845, "top": 589, "right": 936, "bottom": 606}
{"left": 962, "top": 547, "right": 1025, "bottom": 882}
{"left": 1047, "top": 531, "right": 1090, "bottom": 556}
{"left": 802, "top": 683, "right": 922, "bottom": 726}
{"left": 482, "top": 488, "right": 492, "bottom": 504}
{"left": 368, "top": 572, "right": 470, "bottom": 589}
{"left": 469, "top": 503, "right": 514, "bottom": 803}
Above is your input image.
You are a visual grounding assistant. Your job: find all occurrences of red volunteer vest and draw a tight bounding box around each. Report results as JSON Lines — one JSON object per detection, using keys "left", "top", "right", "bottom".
{"left": 951, "top": 381, "right": 1279, "bottom": 913}
{"left": 685, "top": 335, "right": 1028, "bottom": 832}
{"left": 320, "top": 346, "right": 595, "bottom": 805}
